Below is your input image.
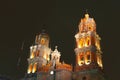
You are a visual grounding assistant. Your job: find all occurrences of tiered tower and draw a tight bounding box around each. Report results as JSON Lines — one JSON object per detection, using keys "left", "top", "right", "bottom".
{"left": 74, "top": 14, "right": 105, "bottom": 80}
{"left": 27, "top": 32, "right": 51, "bottom": 79}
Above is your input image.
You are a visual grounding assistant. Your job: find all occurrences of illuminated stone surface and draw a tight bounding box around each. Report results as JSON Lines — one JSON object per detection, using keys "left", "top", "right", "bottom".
{"left": 22, "top": 14, "right": 106, "bottom": 80}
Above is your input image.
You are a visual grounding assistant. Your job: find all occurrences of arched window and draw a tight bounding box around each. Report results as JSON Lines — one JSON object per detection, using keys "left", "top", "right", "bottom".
{"left": 80, "top": 55, "right": 84, "bottom": 61}
{"left": 87, "top": 54, "right": 90, "bottom": 60}
{"left": 40, "top": 38, "right": 45, "bottom": 45}
{"left": 79, "top": 53, "right": 84, "bottom": 65}
{"left": 28, "top": 64, "right": 33, "bottom": 74}
{"left": 30, "top": 52, "right": 34, "bottom": 59}
{"left": 78, "top": 54, "right": 84, "bottom": 66}
{"left": 78, "top": 38, "right": 84, "bottom": 48}
{"left": 87, "top": 37, "right": 90, "bottom": 46}
{"left": 85, "top": 37, "right": 90, "bottom": 47}
{"left": 32, "top": 63, "right": 37, "bottom": 73}
{"left": 85, "top": 51, "right": 91, "bottom": 65}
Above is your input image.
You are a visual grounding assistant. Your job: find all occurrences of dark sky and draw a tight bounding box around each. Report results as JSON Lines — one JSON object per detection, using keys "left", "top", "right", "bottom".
{"left": 0, "top": 0, "right": 120, "bottom": 80}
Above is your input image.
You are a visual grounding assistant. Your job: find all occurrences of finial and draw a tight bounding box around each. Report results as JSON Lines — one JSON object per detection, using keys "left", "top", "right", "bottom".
{"left": 85, "top": 9, "right": 89, "bottom": 18}
{"left": 85, "top": 13, "right": 89, "bottom": 19}
{"left": 54, "top": 46, "right": 58, "bottom": 52}
{"left": 55, "top": 46, "right": 58, "bottom": 49}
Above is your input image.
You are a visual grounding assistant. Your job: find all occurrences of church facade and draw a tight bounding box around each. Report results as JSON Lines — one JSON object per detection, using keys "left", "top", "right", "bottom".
{"left": 22, "top": 14, "right": 106, "bottom": 80}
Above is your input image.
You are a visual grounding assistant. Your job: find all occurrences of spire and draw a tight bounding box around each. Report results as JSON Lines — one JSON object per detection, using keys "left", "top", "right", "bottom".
{"left": 52, "top": 46, "right": 61, "bottom": 56}
{"left": 55, "top": 46, "right": 58, "bottom": 49}
{"left": 54, "top": 46, "right": 58, "bottom": 53}
{"left": 51, "top": 46, "right": 61, "bottom": 64}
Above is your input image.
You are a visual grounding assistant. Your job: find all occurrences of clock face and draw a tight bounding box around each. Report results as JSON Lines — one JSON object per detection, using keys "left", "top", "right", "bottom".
{"left": 41, "top": 38, "right": 45, "bottom": 44}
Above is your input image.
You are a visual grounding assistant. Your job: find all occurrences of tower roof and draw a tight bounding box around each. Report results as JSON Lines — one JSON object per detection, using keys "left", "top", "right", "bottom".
{"left": 35, "top": 31, "right": 49, "bottom": 44}
{"left": 39, "top": 31, "right": 49, "bottom": 39}
{"left": 79, "top": 13, "right": 96, "bottom": 33}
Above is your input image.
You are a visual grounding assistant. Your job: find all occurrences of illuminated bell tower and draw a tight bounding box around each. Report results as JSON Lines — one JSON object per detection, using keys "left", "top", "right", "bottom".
{"left": 74, "top": 14, "right": 105, "bottom": 80}
{"left": 27, "top": 32, "right": 51, "bottom": 74}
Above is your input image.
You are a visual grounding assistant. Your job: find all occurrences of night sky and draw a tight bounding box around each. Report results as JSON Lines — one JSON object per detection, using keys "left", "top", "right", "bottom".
{"left": 0, "top": 0, "right": 120, "bottom": 80}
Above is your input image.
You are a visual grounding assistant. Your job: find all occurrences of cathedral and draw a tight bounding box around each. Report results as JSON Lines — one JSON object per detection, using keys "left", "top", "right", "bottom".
{"left": 22, "top": 13, "right": 106, "bottom": 80}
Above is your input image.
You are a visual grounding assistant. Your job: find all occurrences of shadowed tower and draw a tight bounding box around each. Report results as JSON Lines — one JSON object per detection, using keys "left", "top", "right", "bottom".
{"left": 27, "top": 32, "right": 51, "bottom": 78}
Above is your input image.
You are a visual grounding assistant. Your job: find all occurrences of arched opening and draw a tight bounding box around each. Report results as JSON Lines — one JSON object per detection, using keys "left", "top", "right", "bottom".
{"left": 80, "top": 55, "right": 84, "bottom": 61}
{"left": 85, "top": 51, "right": 91, "bottom": 65}
{"left": 87, "top": 55, "right": 90, "bottom": 60}
{"left": 32, "top": 63, "right": 37, "bottom": 73}
{"left": 30, "top": 52, "right": 34, "bottom": 59}
{"left": 78, "top": 38, "right": 84, "bottom": 48}
{"left": 85, "top": 37, "right": 91, "bottom": 47}
{"left": 78, "top": 53, "right": 84, "bottom": 66}
{"left": 27, "top": 64, "right": 33, "bottom": 74}
{"left": 40, "top": 38, "right": 45, "bottom": 45}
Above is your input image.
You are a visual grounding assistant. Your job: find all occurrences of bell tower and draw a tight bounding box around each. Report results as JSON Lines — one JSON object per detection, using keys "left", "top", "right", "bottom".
{"left": 74, "top": 14, "right": 105, "bottom": 80}
{"left": 27, "top": 32, "right": 51, "bottom": 74}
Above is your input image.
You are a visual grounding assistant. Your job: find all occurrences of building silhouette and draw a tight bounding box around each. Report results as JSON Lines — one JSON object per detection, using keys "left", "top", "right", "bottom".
{"left": 22, "top": 14, "right": 106, "bottom": 80}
